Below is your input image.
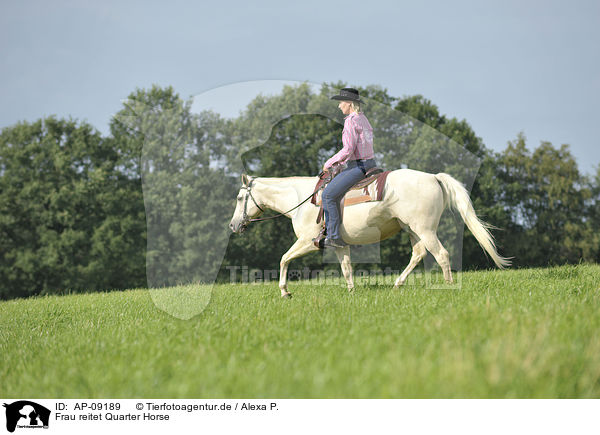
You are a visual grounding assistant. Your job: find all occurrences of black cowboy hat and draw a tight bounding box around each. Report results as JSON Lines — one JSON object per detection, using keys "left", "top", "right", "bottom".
{"left": 330, "top": 87, "right": 363, "bottom": 103}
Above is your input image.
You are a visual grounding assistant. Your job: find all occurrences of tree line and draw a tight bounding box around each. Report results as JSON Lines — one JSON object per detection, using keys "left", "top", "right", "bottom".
{"left": 1, "top": 83, "right": 598, "bottom": 299}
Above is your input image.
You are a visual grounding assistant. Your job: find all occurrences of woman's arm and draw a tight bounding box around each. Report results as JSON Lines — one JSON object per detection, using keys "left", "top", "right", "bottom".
{"left": 323, "top": 118, "right": 359, "bottom": 170}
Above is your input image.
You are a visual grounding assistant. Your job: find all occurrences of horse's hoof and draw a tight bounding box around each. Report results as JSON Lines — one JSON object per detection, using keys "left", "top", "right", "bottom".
{"left": 281, "top": 292, "right": 293, "bottom": 299}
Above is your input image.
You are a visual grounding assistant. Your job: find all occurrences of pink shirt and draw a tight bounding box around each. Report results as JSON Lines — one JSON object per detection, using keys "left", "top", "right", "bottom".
{"left": 324, "top": 111, "right": 375, "bottom": 169}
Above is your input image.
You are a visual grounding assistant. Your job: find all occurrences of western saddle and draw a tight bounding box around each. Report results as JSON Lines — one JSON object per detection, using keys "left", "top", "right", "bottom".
{"left": 311, "top": 164, "right": 391, "bottom": 248}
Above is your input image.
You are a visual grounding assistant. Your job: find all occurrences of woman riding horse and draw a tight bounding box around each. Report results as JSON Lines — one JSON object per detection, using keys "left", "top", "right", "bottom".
{"left": 320, "top": 88, "right": 377, "bottom": 248}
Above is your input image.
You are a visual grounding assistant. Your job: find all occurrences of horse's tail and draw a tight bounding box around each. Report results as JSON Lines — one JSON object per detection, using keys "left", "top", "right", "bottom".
{"left": 434, "top": 173, "right": 511, "bottom": 268}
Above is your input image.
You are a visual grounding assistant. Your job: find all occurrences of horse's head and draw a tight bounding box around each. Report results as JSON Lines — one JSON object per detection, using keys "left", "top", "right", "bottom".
{"left": 229, "top": 174, "right": 264, "bottom": 233}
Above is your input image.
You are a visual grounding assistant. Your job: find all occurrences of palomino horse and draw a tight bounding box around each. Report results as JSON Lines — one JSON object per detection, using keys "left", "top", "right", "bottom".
{"left": 229, "top": 170, "right": 510, "bottom": 297}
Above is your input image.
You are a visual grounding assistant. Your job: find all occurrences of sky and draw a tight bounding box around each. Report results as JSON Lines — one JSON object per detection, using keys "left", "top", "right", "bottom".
{"left": 1, "top": 0, "right": 599, "bottom": 174}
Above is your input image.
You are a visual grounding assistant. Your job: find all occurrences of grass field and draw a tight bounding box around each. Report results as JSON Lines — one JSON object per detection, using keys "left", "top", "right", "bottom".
{"left": 1, "top": 264, "right": 599, "bottom": 398}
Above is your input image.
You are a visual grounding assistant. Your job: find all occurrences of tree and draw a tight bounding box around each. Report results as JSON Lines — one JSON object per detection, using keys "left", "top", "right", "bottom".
{"left": 0, "top": 117, "right": 145, "bottom": 298}
{"left": 111, "top": 85, "right": 235, "bottom": 287}
{"left": 588, "top": 166, "right": 600, "bottom": 262}
{"left": 495, "top": 133, "right": 594, "bottom": 266}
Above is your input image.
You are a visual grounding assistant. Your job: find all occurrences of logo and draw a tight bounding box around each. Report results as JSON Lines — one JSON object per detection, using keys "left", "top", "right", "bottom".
{"left": 3, "top": 401, "right": 50, "bottom": 433}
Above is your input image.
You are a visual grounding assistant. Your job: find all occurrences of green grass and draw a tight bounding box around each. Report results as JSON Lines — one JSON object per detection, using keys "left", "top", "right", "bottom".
{"left": 1, "top": 264, "right": 599, "bottom": 398}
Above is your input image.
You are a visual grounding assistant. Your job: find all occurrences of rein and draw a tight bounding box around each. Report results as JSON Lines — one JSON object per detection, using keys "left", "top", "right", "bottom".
{"left": 242, "top": 173, "right": 327, "bottom": 223}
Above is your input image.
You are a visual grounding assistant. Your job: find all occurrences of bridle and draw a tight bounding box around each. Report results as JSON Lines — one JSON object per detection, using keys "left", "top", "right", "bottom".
{"left": 240, "top": 178, "right": 266, "bottom": 228}
{"left": 238, "top": 174, "right": 328, "bottom": 230}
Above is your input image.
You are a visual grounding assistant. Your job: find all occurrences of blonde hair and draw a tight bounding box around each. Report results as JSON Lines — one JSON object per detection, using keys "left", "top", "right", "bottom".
{"left": 351, "top": 101, "right": 362, "bottom": 113}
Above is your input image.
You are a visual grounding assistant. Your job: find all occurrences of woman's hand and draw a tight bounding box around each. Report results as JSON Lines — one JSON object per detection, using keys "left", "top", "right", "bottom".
{"left": 322, "top": 165, "right": 329, "bottom": 172}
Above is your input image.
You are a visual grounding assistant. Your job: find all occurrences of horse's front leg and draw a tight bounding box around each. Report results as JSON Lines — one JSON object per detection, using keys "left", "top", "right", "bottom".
{"left": 279, "top": 238, "right": 320, "bottom": 298}
{"left": 334, "top": 246, "right": 354, "bottom": 292}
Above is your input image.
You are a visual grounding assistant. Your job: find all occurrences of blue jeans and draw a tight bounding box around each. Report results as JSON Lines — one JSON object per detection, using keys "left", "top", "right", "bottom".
{"left": 323, "top": 159, "right": 376, "bottom": 240}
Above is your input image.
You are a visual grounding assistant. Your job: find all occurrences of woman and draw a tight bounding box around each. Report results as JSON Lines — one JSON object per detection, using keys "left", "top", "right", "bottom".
{"left": 320, "top": 87, "right": 376, "bottom": 249}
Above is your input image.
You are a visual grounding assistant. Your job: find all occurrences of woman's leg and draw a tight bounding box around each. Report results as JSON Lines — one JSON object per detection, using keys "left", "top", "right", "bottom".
{"left": 322, "top": 166, "right": 366, "bottom": 240}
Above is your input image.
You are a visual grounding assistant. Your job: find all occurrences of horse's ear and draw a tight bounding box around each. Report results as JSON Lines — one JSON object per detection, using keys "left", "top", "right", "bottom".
{"left": 241, "top": 174, "right": 249, "bottom": 186}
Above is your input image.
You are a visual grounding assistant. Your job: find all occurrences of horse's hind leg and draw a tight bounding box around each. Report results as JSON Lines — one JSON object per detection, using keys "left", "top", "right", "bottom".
{"left": 394, "top": 233, "right": 427, "bottom": 287}
{"left": 419, "top": 231, "right": 453, "bottom": 283}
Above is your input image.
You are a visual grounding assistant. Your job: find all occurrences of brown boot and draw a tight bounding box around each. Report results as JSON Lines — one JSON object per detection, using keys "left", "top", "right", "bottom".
{"left": 312, "top": 225, "right": 327, "bottom": 249}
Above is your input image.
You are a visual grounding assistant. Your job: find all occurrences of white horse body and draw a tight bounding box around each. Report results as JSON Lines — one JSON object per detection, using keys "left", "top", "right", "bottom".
{"left": 229, "top": 169, "right": 509, "bottom": 297}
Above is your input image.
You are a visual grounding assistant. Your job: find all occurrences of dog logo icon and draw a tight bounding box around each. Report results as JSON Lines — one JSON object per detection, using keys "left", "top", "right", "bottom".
{"left": 3, "top": 401, "right": 50, "bottom": 433}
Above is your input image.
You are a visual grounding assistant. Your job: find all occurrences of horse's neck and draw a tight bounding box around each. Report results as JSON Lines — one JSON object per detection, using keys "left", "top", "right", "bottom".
{"left": 255, "top": 177, "right": 317, "bottom": 217}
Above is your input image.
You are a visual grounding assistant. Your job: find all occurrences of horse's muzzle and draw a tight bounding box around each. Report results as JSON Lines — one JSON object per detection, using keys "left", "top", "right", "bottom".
{"left": 229, "top": 221, "right": 248, "bottom": 233}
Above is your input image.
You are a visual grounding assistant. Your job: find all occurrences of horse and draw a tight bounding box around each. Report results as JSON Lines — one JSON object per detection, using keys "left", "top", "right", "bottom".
{"left": 229, "top": 169, "right": 510, "bottom": 297}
